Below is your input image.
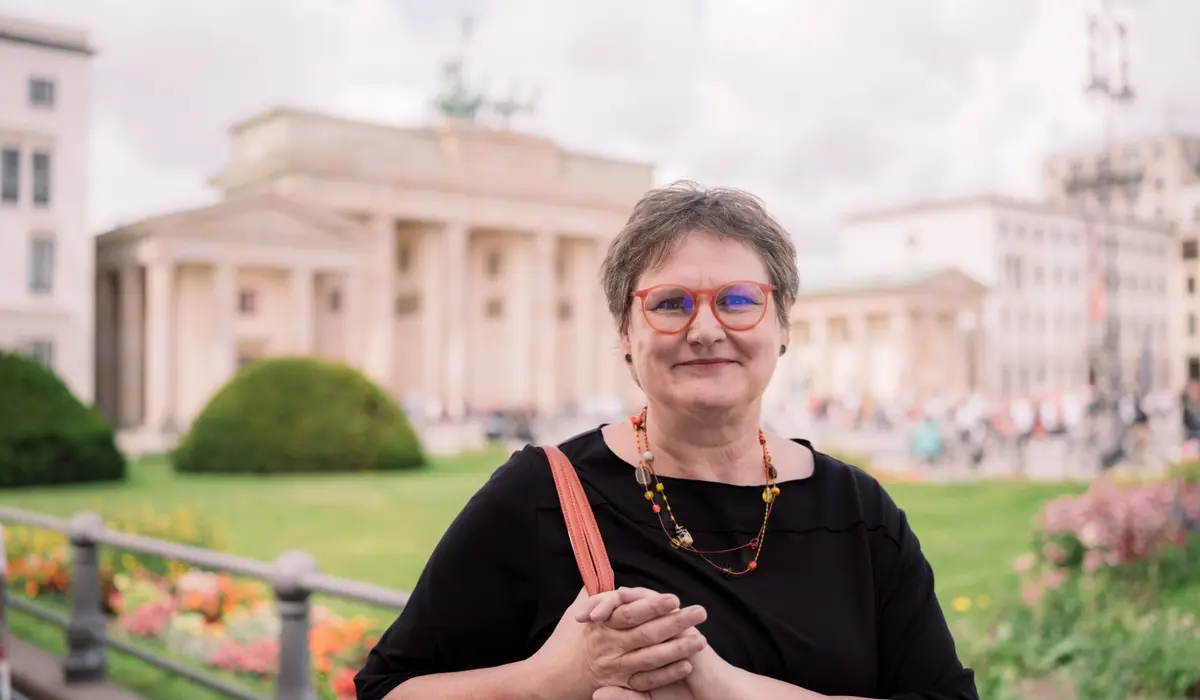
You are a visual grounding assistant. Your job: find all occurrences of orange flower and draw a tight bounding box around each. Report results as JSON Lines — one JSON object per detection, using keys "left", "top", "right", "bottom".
{"left": 331, "top": 668, "right": 357, "bottom": 697}
{"left": 24, "top": 580, "right": 38, "bottom": 597}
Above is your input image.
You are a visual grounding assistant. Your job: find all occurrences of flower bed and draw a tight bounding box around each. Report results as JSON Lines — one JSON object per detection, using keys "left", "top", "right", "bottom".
{"left": 106, "top": 569, "right": 383, "bottom": 699}
{"left": 3, "top": 510, "right": 386, "bottom": 700}
{"left": 967, "top": 470, "right": 1200, "bottom": 699}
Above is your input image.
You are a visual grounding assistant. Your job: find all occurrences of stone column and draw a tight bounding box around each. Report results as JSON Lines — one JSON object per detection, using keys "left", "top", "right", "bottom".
{"left": 290, "top": 266, "right": 315, "bottom": 354}
{"left": 341, "top": 268, "right": 367, "bottom": 369}
{"left": 891, "top": 309, "right": 913, "bottom": 399}
{"left": 851, "top": 314, "right": 870, "bottom": 395}
{"left": 510, "top": 235, "right": 534, "bottom": 406}
{"left": 420, "top": 229, "right": 445, "bottom": 415}
{"left": 211, "top": 262, "right": 236, "bottom": 389}
{"left": 365, "top": 215, "right": 396, "bottom": 390}
{"left": 442, "top": 222, "right": 468, "bottom": 420}
{"left": 94, "top": 269, "right": 117, "bottom": 423}
{"left": 574, "top": 241, "right": 600, "bottom": 403}
{"left": 118, "top": 264, "right": 144, "bottom": 429}
{"left": 809, "top": 314, "right": 829, "bottom": 396}
{"left": 144, "top": 260, "right": 176, "bottom": 433}
{"left": 532, "top": 231, "right": 557, "bottom": 417}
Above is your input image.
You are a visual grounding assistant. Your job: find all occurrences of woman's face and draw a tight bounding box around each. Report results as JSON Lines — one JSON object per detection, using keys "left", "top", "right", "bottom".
{"left": 622, "top": 232, "right": 789, "bottom": 413}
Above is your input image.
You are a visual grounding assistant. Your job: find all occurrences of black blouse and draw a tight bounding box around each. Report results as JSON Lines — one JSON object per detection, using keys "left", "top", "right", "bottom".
{"left": 355, "top": 428, "right": 978, "bottom": 700}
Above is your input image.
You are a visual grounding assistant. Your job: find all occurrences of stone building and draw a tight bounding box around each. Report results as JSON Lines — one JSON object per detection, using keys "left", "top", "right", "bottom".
{"left": 0, "top": 13, "right": 94, "bottom": 400}
{"left": 94, "top": 107, "right": 652, "bottom": 450}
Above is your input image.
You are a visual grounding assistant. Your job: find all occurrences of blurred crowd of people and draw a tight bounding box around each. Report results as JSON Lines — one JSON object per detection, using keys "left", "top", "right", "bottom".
{"left": 800, "top": 382, "right": 1198, "bottom": 473}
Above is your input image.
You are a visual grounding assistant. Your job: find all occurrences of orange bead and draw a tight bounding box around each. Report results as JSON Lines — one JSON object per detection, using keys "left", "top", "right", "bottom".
{"left": 771, "top": 486, "right": 780, "bottom": 496}
{"left": 652, "top": 504, "right": 661, "bottom": 513}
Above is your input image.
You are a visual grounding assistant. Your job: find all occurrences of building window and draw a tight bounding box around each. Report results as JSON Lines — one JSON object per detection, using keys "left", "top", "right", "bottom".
{"left": 328, "top": 289, "right": 342, "bottom": 312}
{"left": 24, "top": 338, "right": 54, "bottom": 367}
{"left": 28, "top": 77, "right": 55, "bottom": 107}
{"left": 29, "top": 235, "right": 54, "bottom": 294}
{"left": 31, "top": 151, "right": 51, "bottom": 207}
{"left": 484, "top": 298, "right": 503, "bottom": 318}
{"left": 1004, "top": 255, "right": 1023, "bottom": 290}
{"left": 485, "top": 251, "right": 502, "bottom": 278}
{"left": 397, "top": 245, "right": 411, "bottom": 273}
{"left": 1183, "top": 239, "right": 1198, "bottom": 260}
{"left": 1189, "top": 277, "right": 1195, "bottom": 295}
{"left": 395, "top": 293, "right": 420, "bottom": 315}
{"left": 1, "top": 148, "right": 17, "bottom": 203}
{"left": 1189, "top": 314, "right": 1197, "bottom": 338}
{"left": 238, "top": 289, "right": 257, "bottom": 314}
{"left": 557, "top": 300, "right": 572, "bottom": 321}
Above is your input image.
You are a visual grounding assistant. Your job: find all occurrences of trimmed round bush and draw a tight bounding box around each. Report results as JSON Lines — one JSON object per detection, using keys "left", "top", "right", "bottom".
{"left": 0, "top": 350, "right": 126, "bottom": 488}
{"left": 173, "top": 357, "right": 426, "bottom": 474}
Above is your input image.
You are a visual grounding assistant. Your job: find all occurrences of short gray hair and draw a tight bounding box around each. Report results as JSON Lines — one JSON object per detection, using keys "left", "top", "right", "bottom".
{"left": 601, "top": 180, "right": 800, "bottom": 333}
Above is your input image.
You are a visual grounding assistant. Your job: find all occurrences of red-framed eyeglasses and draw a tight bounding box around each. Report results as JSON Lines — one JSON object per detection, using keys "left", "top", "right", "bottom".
{"left": 631, "top": 281, "right": 776, "bottom": 334}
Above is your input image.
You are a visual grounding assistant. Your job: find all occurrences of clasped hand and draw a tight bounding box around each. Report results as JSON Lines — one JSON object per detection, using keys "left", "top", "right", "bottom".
{"left": 533, "top": 585, "right": 710, "bottom": 700}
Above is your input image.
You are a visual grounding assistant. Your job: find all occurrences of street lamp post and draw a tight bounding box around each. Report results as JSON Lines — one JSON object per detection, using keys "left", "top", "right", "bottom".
{"left": 1078, "top": 5, "right": 1138, "bottom": 469}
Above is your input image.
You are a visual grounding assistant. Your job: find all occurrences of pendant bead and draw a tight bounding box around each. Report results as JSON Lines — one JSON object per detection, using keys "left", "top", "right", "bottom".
{"left": 632, "top": 406, "right": 773, "bottom": 576}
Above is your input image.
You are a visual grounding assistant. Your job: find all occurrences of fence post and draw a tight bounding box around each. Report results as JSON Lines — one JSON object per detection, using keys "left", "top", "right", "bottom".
{"left": 272, "top": 550, "right": 317, "bottom": 700}
{"left": 63, "top": 512, "right": 107, "bottom": 683}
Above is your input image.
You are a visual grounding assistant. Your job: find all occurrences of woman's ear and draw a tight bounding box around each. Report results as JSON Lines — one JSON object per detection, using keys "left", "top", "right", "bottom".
{"left": 620, "top": 333, "right": 641, "bottom": 387}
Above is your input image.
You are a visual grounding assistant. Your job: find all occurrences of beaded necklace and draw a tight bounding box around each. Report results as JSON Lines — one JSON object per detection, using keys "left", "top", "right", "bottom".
{"left": 630, "top": 407, "right": 781, "bottom": 576}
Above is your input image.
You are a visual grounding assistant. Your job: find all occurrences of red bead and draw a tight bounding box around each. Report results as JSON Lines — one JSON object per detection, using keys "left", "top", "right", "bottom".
{"left": 747, "top": 560, "right": 758, "bottom": 571}
{"left": 631, "top": 414, "right": 643, "bottom": 427}
{"left": 652, "top": 504, "right": 661, "bottom": 513}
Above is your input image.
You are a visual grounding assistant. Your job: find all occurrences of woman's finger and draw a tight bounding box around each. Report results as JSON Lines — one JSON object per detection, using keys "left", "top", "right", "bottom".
{"left": 606, "top": 592, "right": 680, "bottom": 630}
{"left": 575, "top": 592, "right": 609, "bottom": 622}
{"left": 593, "top": 688, "right": 650, "bottom": 700}
{"left": 620, "top": 606, "right": 707, "bottom": 651}
{"left": 615, "top": 629, "right": 707, "bottom": 680}
{"left": 626, "top": 660, "right": 696, "bottom": 693}
{"left": 583, "top": 587, "right": 659, "bottom": 623}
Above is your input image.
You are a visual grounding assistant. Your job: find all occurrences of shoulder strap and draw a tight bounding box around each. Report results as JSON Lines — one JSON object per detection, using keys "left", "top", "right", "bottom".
{"left": 540, "top": 445, "right": 615, "bottom": 596}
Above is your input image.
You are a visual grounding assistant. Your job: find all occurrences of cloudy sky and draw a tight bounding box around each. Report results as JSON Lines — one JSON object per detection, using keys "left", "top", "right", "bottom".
{"left": 5, "top": 0, "right": 1200, "bottom": 277}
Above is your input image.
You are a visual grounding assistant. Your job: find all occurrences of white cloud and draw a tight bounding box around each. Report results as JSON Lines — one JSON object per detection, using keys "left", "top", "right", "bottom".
{"left": 2, "top": 0, "right": 1197, "bottom": 242}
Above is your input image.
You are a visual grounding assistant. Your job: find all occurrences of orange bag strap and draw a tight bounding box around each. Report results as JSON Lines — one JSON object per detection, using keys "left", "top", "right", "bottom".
{"left": 541, "top": 445, "right": 615, "bottom": 596}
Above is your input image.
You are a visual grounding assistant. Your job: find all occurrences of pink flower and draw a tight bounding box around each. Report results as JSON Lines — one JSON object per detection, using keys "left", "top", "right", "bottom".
{"left": 1013, "top": 553, "right": 1036, "bottom": 574}
{"left": 1021, "top": 582, "right": 1043, "bottom": 606}
{"left": 1082, "top": 549, "right": 1104, "bottom": 573}
{"left": 208, "top": 638, "right": 280, "bottom": 676}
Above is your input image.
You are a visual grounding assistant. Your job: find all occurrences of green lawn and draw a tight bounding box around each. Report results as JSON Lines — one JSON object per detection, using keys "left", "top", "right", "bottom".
{"left": 2, "top": 451, "right": 1083, "bottom": 699}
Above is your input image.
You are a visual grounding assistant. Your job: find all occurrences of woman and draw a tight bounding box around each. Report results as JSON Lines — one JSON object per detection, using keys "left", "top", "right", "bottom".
{"left": 355, "top": 182, "right": 978, "bottom": 700}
